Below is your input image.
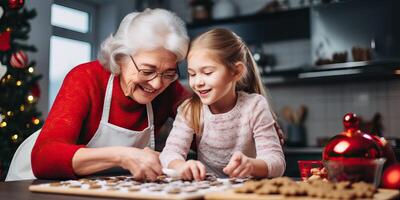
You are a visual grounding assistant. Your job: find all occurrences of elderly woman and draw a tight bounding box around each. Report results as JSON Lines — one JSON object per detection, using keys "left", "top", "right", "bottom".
{"left": 6, "top": 9, "right": 190, "bottom": 181}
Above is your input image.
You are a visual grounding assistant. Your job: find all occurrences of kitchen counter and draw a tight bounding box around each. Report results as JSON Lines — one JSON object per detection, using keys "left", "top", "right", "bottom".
{"left": 0, "top": 179, "right": 104, "bottom": 200}
{"left": 284, "top": 147, "right": 324, "bottom": 154}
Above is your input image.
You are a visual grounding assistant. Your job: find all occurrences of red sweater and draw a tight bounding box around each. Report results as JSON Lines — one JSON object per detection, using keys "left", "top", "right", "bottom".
{"left": 31, "top": 61, "right": 190, "bottom": 179}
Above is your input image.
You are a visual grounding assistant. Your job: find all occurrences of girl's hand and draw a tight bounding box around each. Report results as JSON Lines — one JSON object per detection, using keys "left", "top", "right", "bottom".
{"left": 223, "top": 152, "right": 254, "bottom": 178}
{"left": 177, "top": 160, "right": 206, "bottom": 181}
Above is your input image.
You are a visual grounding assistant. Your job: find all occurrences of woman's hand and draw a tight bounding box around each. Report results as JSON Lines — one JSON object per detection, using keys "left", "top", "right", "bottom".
{"left": 176, "top": 160, "right": 206, "bottom": 181}
{"left": 118, "top": 147, "right": 162, "bottom": 181}
{"left": 223, "top": 152, "right": 254, "bottom": 178}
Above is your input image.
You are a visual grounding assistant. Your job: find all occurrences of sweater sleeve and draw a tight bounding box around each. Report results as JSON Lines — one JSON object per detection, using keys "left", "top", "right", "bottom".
{"left": 251, "top": 96, "right": 286, "bottom": 178}
{"left": 31, "top": 66, "right": 92, "bottom": 179}
{"left": 159, "top": 102, "right": 195, "bottom": 168}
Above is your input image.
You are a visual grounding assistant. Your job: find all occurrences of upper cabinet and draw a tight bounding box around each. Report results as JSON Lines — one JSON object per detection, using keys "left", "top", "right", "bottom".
{"left": 187, "top": 8, "right": 310, "bottom": 44}
{"left": 183, "top": 0, "right": 400, "bottom": 85}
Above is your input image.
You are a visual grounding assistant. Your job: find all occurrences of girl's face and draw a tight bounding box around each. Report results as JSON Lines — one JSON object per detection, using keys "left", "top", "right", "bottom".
{"left": 120, "top": 48, "right": 178, "bottom": 104}
{"left": 187, "top": 49, "right": 238, "bottom": 113}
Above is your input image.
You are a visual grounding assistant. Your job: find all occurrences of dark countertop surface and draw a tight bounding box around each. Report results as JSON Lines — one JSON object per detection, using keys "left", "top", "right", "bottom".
{"left": 0, "top": 179, "right": 108, "bottom": 200}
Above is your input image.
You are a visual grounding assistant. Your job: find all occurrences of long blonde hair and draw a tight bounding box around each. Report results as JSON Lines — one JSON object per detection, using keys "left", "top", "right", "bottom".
{"left": 184, "top": 28, "right": 276, "bottom": 134}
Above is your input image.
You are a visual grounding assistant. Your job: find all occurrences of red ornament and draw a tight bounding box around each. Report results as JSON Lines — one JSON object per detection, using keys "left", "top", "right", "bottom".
{"left": 8, "top": 0, "right": 24, "bottom": 9}
{"left": 370, "top": 135, "right": 397, "bottom": 169}
{"left": 0, "top": 30, "right": 11, "bottom": 51}
{"left": 322, "top": 113, "right": 385, "bottom": 185}
{"left": 10, "top": 50, "right": 28, "bottom": 68}
{"left": 323, "top": 113, "right": 383, "bottom": 160}
{"left": 381, "top": 163, "right": 400, "bottom": 189}
{"left": 31, "top": 83, "right": 41, "bottom": 98}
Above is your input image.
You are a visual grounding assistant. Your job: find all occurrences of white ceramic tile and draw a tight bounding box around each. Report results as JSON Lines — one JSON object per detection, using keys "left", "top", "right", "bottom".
{"left": 306, "top": 123, "right": 327, "bottom": 146}
{"left": 387, "top": 79, "right": 400, "bottom": 97}
{"left": 268, "top": 80, "right": 399, "bottom": 146}
{"left": 342, "top": 101, "right": 356, "bottom": 115}
{"left": 326, "top": 120, "right": 343, "bottom": 135}
{"left": 387, "top": 98, "right": 400, "bottom": 118}
{"left": 370, "top": 95, "right": 387, "bottom": 116}
{"left": 388, "top": 118, "right": 399, "bottom": 138}
{"left": 306, "top": 101, "right": 325, "bottom": 121}
{"left": 372, "top": 80, "right": 388, "bottom": 98}
{"left": 378, "top": 115, "right": 391, "bottom": 138}
{"left": 325, "top": 101, "right": 343, "bottom": 120}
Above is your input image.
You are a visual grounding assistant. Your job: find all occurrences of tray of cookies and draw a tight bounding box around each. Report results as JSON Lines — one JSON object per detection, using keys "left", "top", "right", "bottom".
{"left": 29, "top": 174, "right": 245, "bottom": 200}
{"left": 205, "top": 177, "right": 400, "bottom": 200}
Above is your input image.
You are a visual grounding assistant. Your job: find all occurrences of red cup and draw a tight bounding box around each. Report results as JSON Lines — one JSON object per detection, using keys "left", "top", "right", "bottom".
{"left": 298, "top": 160, "right": 325, "bottom": 181}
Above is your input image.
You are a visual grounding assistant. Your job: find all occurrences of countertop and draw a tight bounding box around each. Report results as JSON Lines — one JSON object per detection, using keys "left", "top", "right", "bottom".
{"left": 0, "top": 179, "right": 105, "bottom": 200}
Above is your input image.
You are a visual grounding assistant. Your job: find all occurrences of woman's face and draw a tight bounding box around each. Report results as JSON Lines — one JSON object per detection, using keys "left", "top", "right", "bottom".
{"left": 187, "top": 49, "right": 237, "bottom": 112}
{"left": 120, "top": 48, "right": 178, "bottom": 104}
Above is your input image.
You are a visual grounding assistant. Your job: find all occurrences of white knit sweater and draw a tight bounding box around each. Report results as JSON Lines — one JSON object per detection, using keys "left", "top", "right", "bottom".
{"left": 160, "top": 92, "right": 286, "bottom": 178}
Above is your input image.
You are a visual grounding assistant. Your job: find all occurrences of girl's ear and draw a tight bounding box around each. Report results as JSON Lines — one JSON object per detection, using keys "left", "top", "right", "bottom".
{"left": 233, "top": 61, "right": 245, "bottom": 81}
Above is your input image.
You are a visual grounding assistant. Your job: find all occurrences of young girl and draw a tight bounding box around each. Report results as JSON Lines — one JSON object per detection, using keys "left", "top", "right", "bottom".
{"left": 160, "top": 28, "right": 285, "bottom": 180}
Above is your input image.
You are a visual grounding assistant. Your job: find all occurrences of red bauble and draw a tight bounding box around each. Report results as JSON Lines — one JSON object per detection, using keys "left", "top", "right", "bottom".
{"left": 371, "top": 135, "right": 397, "bottom": 169}
{"left": 10, "top": 50, "right": 28, "bottom": 68}
{"left": 8, "top": 0, "right": 24, "bottom": 9}
{"left": 0, "top": 30, "right": 11, "bottom": 51}
{"left": 31, "top": 83, "right": 41, "bottom": 98}
{"left": 381, "top": 163, "right": 400, "bottom": 189}
{"left": 322, "top": 113, "right": 385, "bottom": 185}
{"left": 323, "top": 113, "right": 383, "bottom": 160}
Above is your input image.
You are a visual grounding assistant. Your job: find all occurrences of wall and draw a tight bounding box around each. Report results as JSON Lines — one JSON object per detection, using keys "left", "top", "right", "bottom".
{"left": 269, "top": 79, "right": 400, "bottom": 146}
{"left": 25, "top": 0, "right": 136, "bottom": 119}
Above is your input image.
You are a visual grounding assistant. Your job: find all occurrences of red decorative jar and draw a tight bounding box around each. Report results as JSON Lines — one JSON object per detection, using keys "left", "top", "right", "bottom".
{"left": 322, "top": 113, "right": 386, "bottom": 186}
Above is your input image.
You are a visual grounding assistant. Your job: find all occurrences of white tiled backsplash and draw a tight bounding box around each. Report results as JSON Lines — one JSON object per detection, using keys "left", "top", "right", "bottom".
{"left": 268, "top": 79, "right": 400, "bottom": 146}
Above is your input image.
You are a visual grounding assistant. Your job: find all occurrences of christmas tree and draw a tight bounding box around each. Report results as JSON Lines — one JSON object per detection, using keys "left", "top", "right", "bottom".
{"left": 0, "top": 0, "right": 43, "bottom": 180}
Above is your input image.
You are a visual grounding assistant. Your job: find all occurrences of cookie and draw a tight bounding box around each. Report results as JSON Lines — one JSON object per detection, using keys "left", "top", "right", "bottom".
{"left": 255, "top": 185, "right": 279, "bottom": 195}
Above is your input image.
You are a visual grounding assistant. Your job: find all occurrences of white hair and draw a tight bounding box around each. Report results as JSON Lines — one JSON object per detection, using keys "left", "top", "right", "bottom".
{"left": 98, "top": 8, "right": 189, "bottom": 74}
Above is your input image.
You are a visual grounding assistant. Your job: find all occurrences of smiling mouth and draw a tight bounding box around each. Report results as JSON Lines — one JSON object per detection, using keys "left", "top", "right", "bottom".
{"left": 139, "top": 85, "right": 156, "bottom": 93}
{"left": 198, "top": 89, "right": 211, "bottom": 95}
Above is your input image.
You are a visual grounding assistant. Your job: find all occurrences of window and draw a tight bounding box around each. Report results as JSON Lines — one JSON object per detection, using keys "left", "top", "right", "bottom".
{"left": 51, "top": 4, "right": 89, "bottom": 33}
{"left": 49, "top": 1, "right": 96, "bottom": 108}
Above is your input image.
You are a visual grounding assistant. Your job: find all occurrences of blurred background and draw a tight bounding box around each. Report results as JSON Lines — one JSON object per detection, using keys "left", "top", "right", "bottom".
{"left": 6, "top": 0, "right": 400, "bottom": 177}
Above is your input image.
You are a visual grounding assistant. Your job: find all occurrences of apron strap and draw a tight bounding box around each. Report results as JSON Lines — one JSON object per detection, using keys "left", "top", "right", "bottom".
{"left": 146, "top": 103, "right": 155, "bottom": 150}
{"left": 101, "top": 74, "right": 114, "bottom": 122}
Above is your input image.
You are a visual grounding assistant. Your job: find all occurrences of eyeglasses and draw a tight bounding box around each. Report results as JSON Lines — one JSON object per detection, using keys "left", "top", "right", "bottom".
{"left": 129, "top": 55, "right": 179, "bottom": 83}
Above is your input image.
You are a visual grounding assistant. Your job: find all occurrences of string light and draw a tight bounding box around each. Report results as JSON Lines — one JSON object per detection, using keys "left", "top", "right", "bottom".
{"left": 16, "top": 80, "right": 22, "bottom": 86}
{"left": 20, "top": 105, "right": 25, "bottom": 111}
{"left": 6, "top": 27, "right": 11, "bottom": 32}
{"left": 7, "top": 111, "right": 13, "bottom": 116}
{"left": 33, "top": 118, "right": 40, "bottom": 125}
{"left": 0, "top": 121, "right": 7, "bottom": 127}
{"left": 0, "top": 114, "right": 5, "bottom": 119}
{"left": 27, "top": 95, "right": 34, "bottom": 103}
{"left": 7, "top": 74, "right": 12, "bottom": 79}
{"left": 11, "top": 134, "right": 18, "bottom": 142}
{"left": 28, "top": 67, "right": 34, "bottom": 73}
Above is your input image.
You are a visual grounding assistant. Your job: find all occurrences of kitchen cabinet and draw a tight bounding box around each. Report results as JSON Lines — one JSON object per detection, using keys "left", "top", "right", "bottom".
{"left": 181, "top": 0, "right": 400, "bottom": 85}
{"left": 187, "top": 7, "right": 309, "bottom": 45}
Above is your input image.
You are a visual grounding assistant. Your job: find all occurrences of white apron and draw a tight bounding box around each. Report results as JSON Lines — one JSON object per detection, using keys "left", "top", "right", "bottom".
{"left": 6, "top": 75, "right": 155, "bottom": 181}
